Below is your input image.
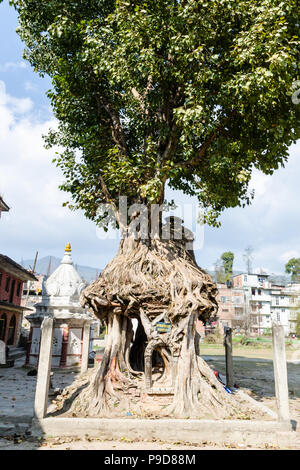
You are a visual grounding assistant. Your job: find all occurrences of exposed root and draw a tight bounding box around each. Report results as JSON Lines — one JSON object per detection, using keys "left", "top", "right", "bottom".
{"left": 60, "top": 223, "right": 269, "bottom": 419}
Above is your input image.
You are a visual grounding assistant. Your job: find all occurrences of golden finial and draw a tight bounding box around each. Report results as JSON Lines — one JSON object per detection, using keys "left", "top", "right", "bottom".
{"left": 65, "top": 242, "right": 71, "bottom": 252}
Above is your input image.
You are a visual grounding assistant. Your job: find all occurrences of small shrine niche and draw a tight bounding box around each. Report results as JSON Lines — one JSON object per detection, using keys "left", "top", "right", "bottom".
{"left": 128, "top": 315, "right": 179, "bottom": 395}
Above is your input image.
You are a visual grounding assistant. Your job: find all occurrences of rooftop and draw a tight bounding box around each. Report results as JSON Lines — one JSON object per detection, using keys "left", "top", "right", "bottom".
{"left": 232, "top": 273, "right": 269, "bottom": 278}
{"left": 0, "top": 196, "right": 9, "bottom": 214}
{"left": 0, "top": 254, "right": 38, "bottom": 282}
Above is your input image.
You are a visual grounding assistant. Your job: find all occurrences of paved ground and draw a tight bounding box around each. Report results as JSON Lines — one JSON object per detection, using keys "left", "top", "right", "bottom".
{"left": 0, "top": 436, "right": 282, "bottom": 450}
{"left": 0, "top": 351, "right": 299, "bottom": 450}
{"left": 0, "top": 357, "right": 81, "bottom": 425}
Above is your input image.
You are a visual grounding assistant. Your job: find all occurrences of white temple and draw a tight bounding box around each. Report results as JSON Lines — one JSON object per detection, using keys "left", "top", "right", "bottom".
{"left": 26, "top": 243, "right": 95, "bottom": 368}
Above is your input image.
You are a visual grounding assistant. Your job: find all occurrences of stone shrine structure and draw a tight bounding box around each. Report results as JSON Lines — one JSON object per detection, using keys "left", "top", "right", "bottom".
{"left": 26, "top": 243, "right": 94, "bottom": 368}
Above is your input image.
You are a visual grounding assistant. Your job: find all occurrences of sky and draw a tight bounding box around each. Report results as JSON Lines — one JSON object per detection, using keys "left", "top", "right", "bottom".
{"left": 0, "top": 1, "right": 299, "bottom": 275}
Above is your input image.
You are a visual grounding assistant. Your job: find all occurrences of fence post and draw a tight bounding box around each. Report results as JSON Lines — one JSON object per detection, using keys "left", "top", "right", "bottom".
{"left": 34, "top": 317, "right": 54, "bottom": 419}
{"left": 272, "top": 324, "right": 290, "bottom": 423}
{"left": 81, "top": 322, "right": 91, "bottom": 374}
{"left": 224, "top": 326, "right": 234, "bottom": 389}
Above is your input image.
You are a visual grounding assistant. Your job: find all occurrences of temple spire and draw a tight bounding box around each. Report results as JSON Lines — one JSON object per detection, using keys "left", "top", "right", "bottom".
{"left": 65, "top": 242, "right": 71, "bottom": 252}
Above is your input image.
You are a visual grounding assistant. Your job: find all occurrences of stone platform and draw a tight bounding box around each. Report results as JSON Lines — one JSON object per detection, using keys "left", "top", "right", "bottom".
{"left": 32, "top": 417, "right": 296, "bottom": 447}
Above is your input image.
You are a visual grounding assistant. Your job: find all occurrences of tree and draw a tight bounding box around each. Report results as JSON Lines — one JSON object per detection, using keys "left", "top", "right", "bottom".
{"left": 221, "top": 251, "right": 234, "bottom": 282}
{"left": 9, "top": 0, "right": 300, "bottom": 418}
{"left": 285, "top": 258, "right": 300, "bottom": 282}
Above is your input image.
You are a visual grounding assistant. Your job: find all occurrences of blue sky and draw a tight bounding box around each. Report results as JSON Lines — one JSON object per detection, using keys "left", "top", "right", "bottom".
{"left": 0, "top": 0, "right": 299, "bottom": 275}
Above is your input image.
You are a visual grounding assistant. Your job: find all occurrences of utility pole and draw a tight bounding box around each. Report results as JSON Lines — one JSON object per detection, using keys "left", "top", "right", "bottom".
{"left": 24, "top": 251, "right": 38, "bottom": 307}
{"left": 46, "top": 256, "right": 52, "bottom": 278}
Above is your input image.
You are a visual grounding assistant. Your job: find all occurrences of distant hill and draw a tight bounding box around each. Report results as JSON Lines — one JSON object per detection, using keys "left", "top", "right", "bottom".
{"left": 20, "top": 256, "right": 290, "bottom": 286}
{"left": 20, "top": 255, "right": 101, "bottom": 283}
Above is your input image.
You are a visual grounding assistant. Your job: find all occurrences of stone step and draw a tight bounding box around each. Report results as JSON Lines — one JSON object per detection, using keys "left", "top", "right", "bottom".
{"left": 7, "top": 347, "right": 26, "bottom": 360}
{"left": 0, "top": 421, "right": 31, "bottom": 437}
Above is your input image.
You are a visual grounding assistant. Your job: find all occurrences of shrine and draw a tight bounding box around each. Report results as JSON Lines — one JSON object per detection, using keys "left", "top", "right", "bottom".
{"left": 26, "top": 243, "right": 94, "bottom": 368}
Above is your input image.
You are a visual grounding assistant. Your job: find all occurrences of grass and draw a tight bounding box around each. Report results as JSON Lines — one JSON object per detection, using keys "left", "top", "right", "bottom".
{"left": 200, "top": 341, "right": 300, "bottom": 361}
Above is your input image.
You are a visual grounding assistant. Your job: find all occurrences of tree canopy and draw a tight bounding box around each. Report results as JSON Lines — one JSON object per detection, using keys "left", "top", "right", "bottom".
{"left": 9, "top": 0, "right": 300, "bottom": 228}
{"left": 285, "top": 257, "right": 300, "bottom": 282}
{"left": 221, "top": 251, "right": 234, "bottom": 281}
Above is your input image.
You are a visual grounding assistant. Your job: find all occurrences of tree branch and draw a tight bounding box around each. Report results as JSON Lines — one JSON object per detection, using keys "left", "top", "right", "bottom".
{"left": 131, "top": 75, "right": 152, "bottom": 114}
{"left": 96, "top": 96, "right": 128, "bottom": 156}
{"left": 98, "top": 175, "right": 120, "bottom": 227}
{"left": 175, "top": 110, "right": 237, "bottom": 169}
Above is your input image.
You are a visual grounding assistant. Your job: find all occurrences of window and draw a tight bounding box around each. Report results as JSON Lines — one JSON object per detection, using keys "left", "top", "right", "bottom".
{"left": 0, "top": 272, "right": 2, "bottom": 286}
{"left": 277, "top": 312, "right": 280, "bottom": 322}
{"left": 235, "top": 308, "right": 243, "bottom": 317}
{"left": 276, "top": 298, "right": 279, "bottom": 305}
{"left": 258, "top": 289, "right": 262, "bottom": 296}
{"left": 0, "top": 313, "right": 7, "bottom": 341}
{"left": 9, "top": 280, "right": 15, "bottom": 303}
{"left": 244, "top": 275, "right": 248, "bottom": 282}
{"left": 251, "top": 288, "right": 255, "bottom": 295}
{"left": 220, "top": 296, "right": 229, "bottom": 303}
{"left": 7, "top": 315, "right": 16, "bottom": 345}
{"left": 16, "top": 282, "right": 21, "bottom": 297}
{"left": 281, "top": 308, "right": 285, "bottom": 313}
{"left": 5, "top": 276, "right": 10, "bottom": 292}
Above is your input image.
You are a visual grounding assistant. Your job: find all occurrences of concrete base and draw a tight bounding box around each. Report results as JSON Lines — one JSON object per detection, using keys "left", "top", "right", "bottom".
{"left": 32, "top": 417, "right": 295, "bottom": 447}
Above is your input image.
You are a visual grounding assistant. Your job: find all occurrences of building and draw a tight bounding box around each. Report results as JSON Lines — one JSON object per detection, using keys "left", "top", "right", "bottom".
{"left": 217, "top": 282, "right": 247, "bottom": 333}
{"left": 26, "top": 243, "right": 95, "bottom": 368}
{"left": 216, "top": 273, "right": 300, "bottom": 336}
{"left": 0, "top": 194, "right": 38, "bottom": 346}
{"left": 0, "top": 196, "right": 9, "bottom": 218}
{"left": 0, "top": 254, "right": 37, "bottom": 346}
{"left": 273, "top": 283, "right": 300, "bottom": 335}
{"left": 233, "top": 273, "right": 273, "bottom": 335}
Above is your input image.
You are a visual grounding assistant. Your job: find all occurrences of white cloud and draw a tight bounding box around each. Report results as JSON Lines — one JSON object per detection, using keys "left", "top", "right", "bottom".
{"left": 0, "top": 79, "right": 117, "bottom": 268}
{"left": 0, "top": 61, "right": 27, "bottom": 72}
{"left": 279, "top": 251, "right": 300, "bottom": 263}
{"left": 0, "top": 81, "right": 33, "bottom": 118}
{"left": 0, "top": 79, "right": 299, "bottom": 275}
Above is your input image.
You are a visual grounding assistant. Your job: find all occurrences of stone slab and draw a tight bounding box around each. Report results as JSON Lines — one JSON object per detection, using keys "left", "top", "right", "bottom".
{"left": 32, "top": 417, "right": 295, "bottom": 447}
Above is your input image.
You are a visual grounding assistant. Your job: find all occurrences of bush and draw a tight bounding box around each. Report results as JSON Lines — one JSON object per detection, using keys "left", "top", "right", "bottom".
{"left": 240, "top": 335, "right": 252, "bottom": 346}
{"left": 204, "top": 330, "right": 222, "bottom": 344}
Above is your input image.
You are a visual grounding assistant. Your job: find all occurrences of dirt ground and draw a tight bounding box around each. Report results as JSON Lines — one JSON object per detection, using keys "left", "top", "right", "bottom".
{"left": 205, "top": 355, "right": 300, "bottom": 425}
{"left": 0, "top": 436, "right": 280, "bottom": 450}
{"left": 1, "top": 349, "right": 299, "bottom": 450}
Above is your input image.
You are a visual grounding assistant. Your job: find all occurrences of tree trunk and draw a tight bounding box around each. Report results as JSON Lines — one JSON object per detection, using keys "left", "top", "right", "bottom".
{"left": 66, "top": 223, "right": 257, "bottom": 418}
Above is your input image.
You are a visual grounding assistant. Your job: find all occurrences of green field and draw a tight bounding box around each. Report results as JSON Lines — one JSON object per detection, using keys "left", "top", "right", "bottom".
{"left": 200, "top": 342, "right": 300, "bottom": 361}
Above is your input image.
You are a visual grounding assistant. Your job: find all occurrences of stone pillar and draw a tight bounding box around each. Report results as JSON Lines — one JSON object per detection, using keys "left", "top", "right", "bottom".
{"left": 224, "top": 327, "right": 234, "bottom": 389}
{"left": 272, "top": 324, "right": 290, "bottom": 423}
{"left": 34, "top": 317, "right": 54, "bottom": 419}
{"left": 0, "top": 340, "right": 5, "bottom": 364}
{"left": 81, "top": 322, "right": 91, "bottom": 374}
{"left": 26, "top": 327, "right": 33, "bottom": 365}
